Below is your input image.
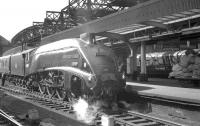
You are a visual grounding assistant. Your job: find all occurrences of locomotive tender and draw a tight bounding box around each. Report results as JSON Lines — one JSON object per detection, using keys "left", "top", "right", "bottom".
{"left": 0, "top": 38, "right": 125, "bottom": 102}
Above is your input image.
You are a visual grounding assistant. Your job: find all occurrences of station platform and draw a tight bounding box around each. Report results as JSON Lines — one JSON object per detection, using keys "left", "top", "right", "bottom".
{"left": 126, "top": 78, "right": 200, "bottom": 105}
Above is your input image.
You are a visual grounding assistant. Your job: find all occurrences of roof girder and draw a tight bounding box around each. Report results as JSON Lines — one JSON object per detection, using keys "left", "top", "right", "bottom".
{"left": 42, "top": 0, "right": 200, "bottom": 44}
{"left": 94, "top": 31, "right": 125, "bottom": 41}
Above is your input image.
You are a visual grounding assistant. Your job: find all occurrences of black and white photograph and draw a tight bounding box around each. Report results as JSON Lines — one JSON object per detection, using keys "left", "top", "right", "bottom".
{"left": 0, "top": 0, "right": 200, "bottom": 126}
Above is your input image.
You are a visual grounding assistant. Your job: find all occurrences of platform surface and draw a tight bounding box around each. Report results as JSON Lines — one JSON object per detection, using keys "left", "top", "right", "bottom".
{"left": 127, "top": 79, "right": 200, "bottom": 104}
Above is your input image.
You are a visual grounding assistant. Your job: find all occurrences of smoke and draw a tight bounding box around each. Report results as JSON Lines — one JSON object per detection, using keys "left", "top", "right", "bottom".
{"left": 73, "top": 98, "right": 99, "bottom": 124}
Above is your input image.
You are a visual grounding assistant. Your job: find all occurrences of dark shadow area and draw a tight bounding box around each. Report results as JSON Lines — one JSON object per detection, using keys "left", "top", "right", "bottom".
{"left": 125, "top": 85, "right": 154, "bottom": 91}
{"left": 117, "top": 87, "right": 152, "bottom": 114}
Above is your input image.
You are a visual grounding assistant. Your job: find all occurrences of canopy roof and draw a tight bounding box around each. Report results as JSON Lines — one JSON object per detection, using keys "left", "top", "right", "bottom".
{"left": 0, "top": 35, "right": 10, "bottom": 46}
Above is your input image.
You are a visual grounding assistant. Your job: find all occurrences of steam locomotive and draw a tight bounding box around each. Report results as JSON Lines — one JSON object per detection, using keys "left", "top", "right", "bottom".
{"left": 0, "top": 38, "right": 125, "bottom": 102}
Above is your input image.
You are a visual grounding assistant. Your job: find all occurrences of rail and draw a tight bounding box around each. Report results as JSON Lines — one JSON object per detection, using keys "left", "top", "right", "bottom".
{"left": 0, "top": 85, "right": 184, "bottom": 126}
{"left": 0, "top": 109, "right": 23, "bottom": 126}
{"left": 113, "top": 111, "right": 184, "bottom": 126}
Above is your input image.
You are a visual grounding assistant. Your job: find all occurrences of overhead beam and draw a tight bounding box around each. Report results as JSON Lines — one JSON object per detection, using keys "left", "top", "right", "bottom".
{"left": 140, "top": 21, "right": 168, "bottom": 29}
{"left": 42, "top": 0, "right": 200, "bottom": 44}
{"left": 94, "top": 32, "right": 125, "bottom": 41}
{"left": 94, "top": 31, "right": 134, "bottom": 56}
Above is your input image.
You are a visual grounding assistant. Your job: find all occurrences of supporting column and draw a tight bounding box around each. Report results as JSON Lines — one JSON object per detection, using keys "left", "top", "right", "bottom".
{"left": 139, "top": 41, "right": 148, "bottom": 81}
{"left": 187, "top": 40, "right": 190, "bottom": 48}
{"left": 132, "top": 46, "right": 138, "bottom": 80}
{"left": 126, "top": 45, "right": 137, "bottom": 80}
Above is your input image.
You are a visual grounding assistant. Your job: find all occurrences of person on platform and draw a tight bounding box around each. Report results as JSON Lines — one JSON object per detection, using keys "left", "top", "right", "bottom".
{"left": 169, "top": 49, "right": 196, "bottom": 78}
{"left": 179, "top": 49, "right": 196, "bottom": 69}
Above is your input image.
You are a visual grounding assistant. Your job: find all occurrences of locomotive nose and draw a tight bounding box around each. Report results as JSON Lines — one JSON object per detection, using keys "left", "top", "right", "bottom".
{"left": 90, "top": 72, "right": 125, "bottom": 104}
{"left": 101, "top": 80, "right": 121, "bottom": 98}
{"left": 99, "top": 73, "right": 123, "bottom": 101}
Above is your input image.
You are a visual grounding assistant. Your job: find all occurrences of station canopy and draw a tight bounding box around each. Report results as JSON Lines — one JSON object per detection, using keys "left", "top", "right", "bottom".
{"left": 0, "top": 35, "right": 10, "bottom": 46}
{"left": 11, "top": 0, "right": 200, "bottom": 48}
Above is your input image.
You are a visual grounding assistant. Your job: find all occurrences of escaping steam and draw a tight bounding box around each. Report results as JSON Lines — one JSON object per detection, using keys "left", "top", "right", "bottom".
{"left": 73, "top": 98, "right": 99, "bottom": 124}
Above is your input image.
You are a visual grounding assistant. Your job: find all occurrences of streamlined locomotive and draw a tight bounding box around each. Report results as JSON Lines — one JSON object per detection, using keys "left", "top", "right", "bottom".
{"left": 0, "top": 38, "right": 125, "bottom": 102}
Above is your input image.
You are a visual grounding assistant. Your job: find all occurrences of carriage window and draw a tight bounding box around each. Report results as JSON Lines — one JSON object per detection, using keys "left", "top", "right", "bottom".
{"left": 70, "top": 75, "right": 82, "bottom": 98}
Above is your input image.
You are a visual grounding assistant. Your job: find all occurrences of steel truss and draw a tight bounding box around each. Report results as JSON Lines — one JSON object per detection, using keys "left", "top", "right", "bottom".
{"left": 11, "top": 0, "right": 142, "bottom": 47}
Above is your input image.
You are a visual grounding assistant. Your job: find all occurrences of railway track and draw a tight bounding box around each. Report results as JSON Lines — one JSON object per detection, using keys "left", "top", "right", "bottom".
{"left": 112, "top": 111, "right": 184, "bottom": 126}
{"left": 0, "top": 109, "right": 24, "bottom": 126}
{"left": 0, "top": 85, "right": 185, "bottom": 126}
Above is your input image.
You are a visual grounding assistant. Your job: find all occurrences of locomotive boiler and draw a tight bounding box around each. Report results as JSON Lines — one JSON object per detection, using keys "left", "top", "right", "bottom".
{"left": 0, "top": 38, "right": 125, "bottom": 103}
